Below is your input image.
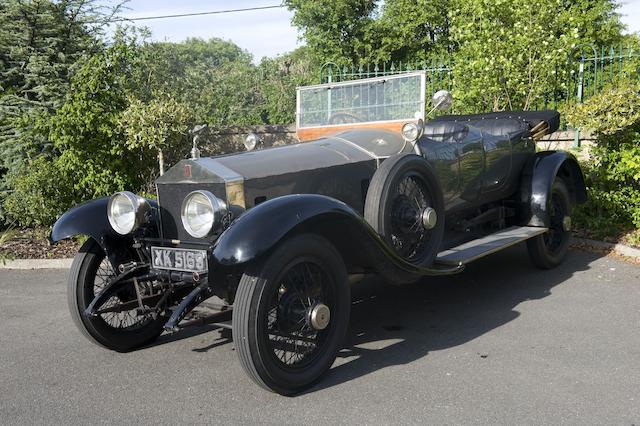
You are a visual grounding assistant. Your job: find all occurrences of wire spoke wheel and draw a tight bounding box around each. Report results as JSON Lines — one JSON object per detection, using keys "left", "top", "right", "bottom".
{"left": 264, "top": 260, "right": 334, "bottom": 369}
{"left": 389, "top": 173, "right": 433, "bottom": 262}
{"left": 365, "top": 154, "right": 445, "bottom": 276}
{"left": 68, "top": 239, "right": 165, "bottom": 352}
{"left": 233, "top": 234, "right": 350, "bottom": 395}
{"left": 91, "top": 258, "right": 153, "bottom": 330}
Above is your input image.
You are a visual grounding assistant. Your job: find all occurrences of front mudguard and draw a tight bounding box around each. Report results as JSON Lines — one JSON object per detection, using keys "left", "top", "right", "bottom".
{"left": 520, "top": 151, "right": 587, "bottom": 227}
{"left": 211, "top": 194, "right": 462, "bottom": 284}
{"left": 50, "top": 197, "right": 159, "bottom": 268}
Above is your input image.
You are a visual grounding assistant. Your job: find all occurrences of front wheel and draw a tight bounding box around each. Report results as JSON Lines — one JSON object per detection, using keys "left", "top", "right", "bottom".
{"left": 232, "top": 234, "right": 350, "bottom": 395}
{"left": 68, "top": 239, "right": 166, "bottom": 352}
{"left": 526, "top": 180, "right": 573, "bottom": 269}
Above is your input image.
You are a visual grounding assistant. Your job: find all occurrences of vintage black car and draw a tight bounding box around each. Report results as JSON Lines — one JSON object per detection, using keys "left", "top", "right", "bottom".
{"left": 51, "top": 72, "right": 586, "bottom": 395}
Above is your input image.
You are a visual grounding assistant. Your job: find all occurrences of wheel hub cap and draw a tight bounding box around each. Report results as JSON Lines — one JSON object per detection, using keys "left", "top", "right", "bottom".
{"left": 421, "top": 207, "right": 438, "bottom": 230}
{"left": 309, "top": 303, "right": 331, "bottom": 330}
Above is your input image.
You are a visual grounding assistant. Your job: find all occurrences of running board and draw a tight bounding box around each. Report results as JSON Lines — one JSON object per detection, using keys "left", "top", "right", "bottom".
{"left": 436, "top": 226, "right": 548, "bottom": 266}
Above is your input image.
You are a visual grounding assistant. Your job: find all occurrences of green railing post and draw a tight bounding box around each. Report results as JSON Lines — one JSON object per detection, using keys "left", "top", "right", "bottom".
{"left": 574, "top": 57, "right": 585, "bottom": 148}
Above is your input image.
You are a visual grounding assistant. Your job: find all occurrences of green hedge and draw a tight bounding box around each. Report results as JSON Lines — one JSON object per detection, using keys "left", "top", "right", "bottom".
{"left": 567, "top": 81, "right": 640, "bottom": 242}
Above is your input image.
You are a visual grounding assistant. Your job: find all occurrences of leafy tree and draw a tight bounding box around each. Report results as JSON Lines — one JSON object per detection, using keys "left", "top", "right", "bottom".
{"left": 47, "top": 32, "right": 143, "bottom": 196}
{"left": 287, "top": 0, "right": 624, "bottom": 114}
{"left": 131, "top": 37, "right": 266, "bottom": 130}
{"left": 132, "top": 37, "right": 251, "bottom": 102}
{"left": 0, "top": 0, "right": 118, "bottom": 107}
{"left": 2, "top": 30, "right": 284, "bottom": 226}
{"left": 376, "top": 0, "right": 453, "bottom": 62}
{"left": 4, "top": 31, "right": 142, "bottom": 226}
{"left": 119, "top": 96, "right": 191, "bottom": 177}
{"left": 284, "top": 0, "right": 379, "bottom": 64}
{"left": 0, "top": 0, "right": 123, "bottom": 222}
{"left": 449, "top": 0, "right": 624, "bottom": 112}
{"left": 259, "top": 47, "right": 318, "bottom": 125}
{"left": 177, "top": 59, "right": 263, "bottom": 127}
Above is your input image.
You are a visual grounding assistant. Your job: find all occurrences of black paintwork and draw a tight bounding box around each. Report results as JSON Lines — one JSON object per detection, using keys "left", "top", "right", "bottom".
{"left": 51, "top": 197, "right": 156, "bottom": 267}
{"left": 52, "top": 111, "right": 586, "bottom": 286}
{"left": 211, "top": 194, "right": 462, "bottom": 283}
{"left": 153, "top": 119, "right": 536, "bottom": 245}
{"left": 51, "top": 197, "right": 114, "bottom": 244}
{"left": 520, "top": 151, "right": 587, "bottom": 227}
{"left": 50, "top": 108, "right": 589, "bottom": 348}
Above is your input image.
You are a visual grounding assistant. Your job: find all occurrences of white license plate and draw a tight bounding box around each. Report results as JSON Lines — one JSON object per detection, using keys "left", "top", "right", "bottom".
{"left": 151, "top": 247, "right": 208, "bottom": 273}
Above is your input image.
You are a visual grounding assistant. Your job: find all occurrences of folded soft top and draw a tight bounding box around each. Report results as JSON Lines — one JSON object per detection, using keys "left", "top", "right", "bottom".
{"left": 432, "top": 110, "right": 560, "bottom": 136}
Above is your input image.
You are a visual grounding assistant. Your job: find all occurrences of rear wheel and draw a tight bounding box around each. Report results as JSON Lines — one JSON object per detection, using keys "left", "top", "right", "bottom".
{"left": 232, "top": 234, "right": 350, "bottom": 395}
{"left": 527, "top": 180, "right": 573, "bottom": 269}
{"left": 68, "top": 239, "right": 165, "bottom": 352}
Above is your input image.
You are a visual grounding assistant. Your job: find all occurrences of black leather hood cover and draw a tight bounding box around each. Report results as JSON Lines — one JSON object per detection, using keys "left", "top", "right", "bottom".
{"left": 432, "top": 110, "right": 560, "bottom": 135}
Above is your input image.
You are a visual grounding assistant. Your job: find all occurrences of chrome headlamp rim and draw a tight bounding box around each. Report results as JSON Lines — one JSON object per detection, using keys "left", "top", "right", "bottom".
{"left": 180, "top": 190, "right": 227, "bottom": 239}
{"left": 401, "top": 122, "right": 420, "bottom": 142}
{"left": 244, "top": 133, "right": 260, "bottom": 151}
{"left": 107, "top": 191, "right": 150, "bottom": 235}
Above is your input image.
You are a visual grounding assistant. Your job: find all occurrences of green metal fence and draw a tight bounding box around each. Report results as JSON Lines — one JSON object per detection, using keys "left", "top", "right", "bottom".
{"left": 567, "top": 44, "right": 640, "bottom": 105}
{"left": 319, "top": 44, "right": 640, "bottom": 112}
{"left": 320, "top": 60, "right": 453, "bottom": 92}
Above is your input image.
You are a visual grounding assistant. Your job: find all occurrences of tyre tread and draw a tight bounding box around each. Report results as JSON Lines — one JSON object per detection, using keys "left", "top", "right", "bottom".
{"left": 364, "top": 153, "right": 445, "bottom": 268}
{"left": 526, "top": 180, "right": 572, "bottom": 269}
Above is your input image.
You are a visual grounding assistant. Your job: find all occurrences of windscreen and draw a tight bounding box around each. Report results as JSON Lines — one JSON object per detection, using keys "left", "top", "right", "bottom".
{"left": 297, "top": 72, "right": 425, "bottom": 128}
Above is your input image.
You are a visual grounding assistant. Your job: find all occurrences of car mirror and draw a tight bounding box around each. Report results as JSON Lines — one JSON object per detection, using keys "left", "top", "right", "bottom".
{"left": 432, "top": 90, "right": 453, "bottom": 111}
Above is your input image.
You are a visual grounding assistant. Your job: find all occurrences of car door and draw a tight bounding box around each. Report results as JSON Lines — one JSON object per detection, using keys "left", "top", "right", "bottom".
{"left": 420, "top": 122, "right": 484, "bottom": 209}
{"left": 471, "top": 118, "right": 532, "bottom": 200}
{"left": 481, "top": 133, "right": 512, "bottom": 194}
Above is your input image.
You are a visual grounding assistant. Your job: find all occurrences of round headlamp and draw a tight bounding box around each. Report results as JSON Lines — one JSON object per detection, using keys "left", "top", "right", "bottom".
{"left": 401, "top": 122, "right": 420, "bottom": 142}
{"left": 107, "top": 191, "right": 150, "bottom": 235}
{"left": 244, "top": 133, "right": 260, "bottom": 151}
{"left": 181, "top": 190, "right": 227, "bottom": 239}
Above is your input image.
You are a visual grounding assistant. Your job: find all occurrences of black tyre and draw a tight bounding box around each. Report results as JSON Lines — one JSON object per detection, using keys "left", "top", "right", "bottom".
{"left": 68, "top": 239, "right": 165, "bottom": 352}
{"left": 364, "top": 154, "right": 445, "bottom": 267}
{"left": 527, "top": 180, "right": 573, "bottom": 269}
{"left": 233, "top": 233, "right": 350, "bottom": 395}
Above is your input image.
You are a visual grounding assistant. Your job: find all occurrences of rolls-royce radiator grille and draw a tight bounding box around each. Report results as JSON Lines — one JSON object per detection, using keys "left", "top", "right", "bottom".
{"left": 156, "top": 183, "right": 226, "bottom": 241}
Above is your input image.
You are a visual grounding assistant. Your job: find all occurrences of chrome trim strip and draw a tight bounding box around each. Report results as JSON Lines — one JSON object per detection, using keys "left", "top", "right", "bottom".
{"left": 196, "top": 158, "right": 244, "bottom": 183}
{"left": 195, "top": 159, "right": 246, "bottom": 208}
{"left": 296, "top": 70, "right": 426, "bottom": 91}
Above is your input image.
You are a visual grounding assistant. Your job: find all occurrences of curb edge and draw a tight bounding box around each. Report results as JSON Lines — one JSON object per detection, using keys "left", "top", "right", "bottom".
{"left": 0, "top": 258, "right": 74, "bottom": 270}
{"left": 1, "top": 237, "right": 638, "bottom": 270}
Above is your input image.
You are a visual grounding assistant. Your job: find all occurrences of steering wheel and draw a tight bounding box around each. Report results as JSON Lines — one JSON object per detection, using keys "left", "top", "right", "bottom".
{"left": 328, "top": 112, "right": 363, "bottom": 125}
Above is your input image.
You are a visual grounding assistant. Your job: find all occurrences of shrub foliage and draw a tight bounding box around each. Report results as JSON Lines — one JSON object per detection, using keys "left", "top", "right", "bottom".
{"left": 0, "top": 0, "right": 637, "bottom": 240}
{"left": 566, "top": 82, "right": 640, "bottom": 237}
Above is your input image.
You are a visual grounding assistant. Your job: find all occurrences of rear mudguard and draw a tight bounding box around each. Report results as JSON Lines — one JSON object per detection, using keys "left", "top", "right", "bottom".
{"left": 212, "top": 194, "right": 462, "bottom": 284}
{"left": 50, "top": 197, "right": 159, "bottom": 267}
{"left": 520, "top": 151, "right": 587, "bottom": 227}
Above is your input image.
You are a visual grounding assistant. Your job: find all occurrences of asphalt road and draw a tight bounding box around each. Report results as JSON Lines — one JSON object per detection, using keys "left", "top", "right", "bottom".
{"left": 1, "top": 245, "right": 639, "bottom": 425}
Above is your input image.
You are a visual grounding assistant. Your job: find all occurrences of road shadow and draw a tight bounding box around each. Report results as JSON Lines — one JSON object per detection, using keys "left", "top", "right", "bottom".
{"left": 149, "top": 244, "right": 601, "bottom": 393}
{"left": 152, "top": 323, "right": 224, "bottom": 347}
{"left": 304, "top": 244, "right": 600, "bottom": 394}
